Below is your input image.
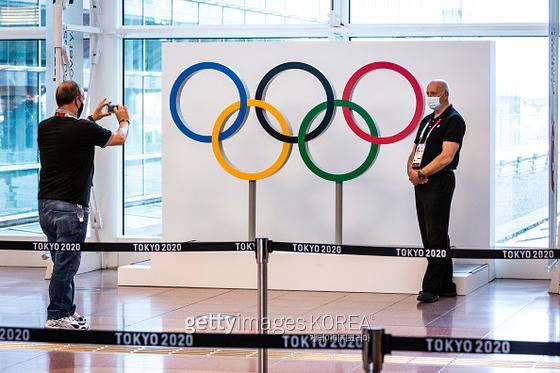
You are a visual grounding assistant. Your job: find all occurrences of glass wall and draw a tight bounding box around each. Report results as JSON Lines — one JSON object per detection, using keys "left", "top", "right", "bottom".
{"left": 123, "top": 0, "right": 330, "bottom": 25}
{"left": 350, "top": 0, "right": 547, "bottom": 24}
{"left": 123, "top": 39, "right": 164, "bottom": 236}
{"left": 349, "top": 1, "right": 550, "bottom": 248}
{"left": 493, "top": 38, "right": 548, "bottom": 247}
{"left": 0, "top": 1, "right": 89, "bottom": 235}
{"left": 0, "top": 0, "right": 44, "bottom": 27}
{"left": 0, "top": 40, "right": 45, "bottom": 232}
{"left": 122, "top": 1, "right": 553, "bottom": 244}
{"left": 0, "top": 0, "right": 552, "bottom": 245}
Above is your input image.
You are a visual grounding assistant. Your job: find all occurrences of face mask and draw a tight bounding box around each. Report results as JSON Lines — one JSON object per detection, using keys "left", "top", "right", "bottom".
{"left": 76, "top": 98, "right": 84, "bottom": 118}
{"left": 427, "top": 95, "right": 442, "bottom": 111}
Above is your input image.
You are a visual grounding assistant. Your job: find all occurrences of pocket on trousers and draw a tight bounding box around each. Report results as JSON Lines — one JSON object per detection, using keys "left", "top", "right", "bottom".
{"left": 54, "top": 211, "right": 83, "bottom": 237}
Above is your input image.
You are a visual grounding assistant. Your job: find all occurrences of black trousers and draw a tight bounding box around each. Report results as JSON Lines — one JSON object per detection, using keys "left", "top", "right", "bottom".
{"left": 414, "top": 170, "right": 456, "bottom": 294}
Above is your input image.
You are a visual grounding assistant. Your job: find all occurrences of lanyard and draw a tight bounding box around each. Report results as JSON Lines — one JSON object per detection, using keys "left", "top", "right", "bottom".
{"left": 54, "top": 110, "right": 76, "bottom": 119}
{"left": 418, "top": 117, "right": 442, "bottom": 145}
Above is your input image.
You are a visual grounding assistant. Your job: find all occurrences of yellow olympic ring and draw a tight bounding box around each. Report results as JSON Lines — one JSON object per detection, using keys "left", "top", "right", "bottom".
{"left": 211, "top": 99, "right": 292, "bottom": 181}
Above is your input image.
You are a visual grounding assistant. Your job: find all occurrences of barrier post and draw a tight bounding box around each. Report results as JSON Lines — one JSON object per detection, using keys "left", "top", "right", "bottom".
{"left": 249, "top": 181, "right": 256, "bottom": 240}
{"left": 335, "top": 181, "right": 343, "bottom": 244}
{"left": 255, "top": 238, "right": 270, "bottom": 373}
{"left": 362, "top": 327, "right": 385, "bottom": 373}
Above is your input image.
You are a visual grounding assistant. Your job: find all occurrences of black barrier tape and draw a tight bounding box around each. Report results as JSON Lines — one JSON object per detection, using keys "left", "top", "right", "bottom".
{"left": 1, "top": 327, "right": 559, "bottom": 357}
{"left": 272, "top": 242, "right": 560, "bottom": 259}
{"left": 0, "top": 327, "right": 363, "bottom": 350}
{"left": 0, "top": 241, "right": 255, "bottom": 253}
{"left": 388, "top": 335, "right": 560, "bottom": 356}
{"left": 0, "top": 238, "right": 557, "bottom": 259}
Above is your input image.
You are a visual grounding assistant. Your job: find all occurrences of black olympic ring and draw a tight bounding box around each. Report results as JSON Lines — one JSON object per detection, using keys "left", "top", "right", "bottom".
{"left": 254, "top": 61, "right": 336, "bottom": 144}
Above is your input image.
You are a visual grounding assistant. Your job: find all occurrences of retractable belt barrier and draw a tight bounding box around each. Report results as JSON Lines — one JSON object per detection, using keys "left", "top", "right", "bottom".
{"left": 0, "top": 327, "right": 363, "bottom": 350}
{"left": 1, "top": 327, "right": 559, "bottom": 355}
{"left": 0, "top": 326, "right": 559, "bottom": 373}
{"left": 1, "top": 237, "right": 559, "bottom": 373}
{"left": 0, "top": 240, "right": 254, "bottom": 253}
{"left": 0, "top": 238, "right": 556, "bottom": 260}
{"left": 272, "top": 242, "right": 560, "bottom": 260}
{"left": 388, "top": 335, "right": 560, "bottom": 356}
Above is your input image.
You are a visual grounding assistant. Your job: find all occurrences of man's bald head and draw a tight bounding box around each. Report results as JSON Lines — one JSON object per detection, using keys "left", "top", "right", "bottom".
{"left": 55, "top": 80, "right": 83, "bottom": 106}
{"left": 427, "top": 79, "right": 449, "bottom": 97}
{"left": 426, "top": 79, "right": 450, "bottom": 112}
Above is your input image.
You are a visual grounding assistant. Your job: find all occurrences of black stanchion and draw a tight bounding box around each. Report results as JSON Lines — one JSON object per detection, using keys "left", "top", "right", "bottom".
{"left": 361, "top": 327, "right": 385, "bottom": 373}
{"left": 255, "top": 238, "right": 270, "bottom": 373}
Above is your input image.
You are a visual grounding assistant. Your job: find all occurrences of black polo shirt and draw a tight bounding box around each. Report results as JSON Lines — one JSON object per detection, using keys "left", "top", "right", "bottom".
{"left": 38, "top": 115, "right": 112, "bottom": 206}
{"left": 413, "top": 105, "right": 466, "bottom": 172}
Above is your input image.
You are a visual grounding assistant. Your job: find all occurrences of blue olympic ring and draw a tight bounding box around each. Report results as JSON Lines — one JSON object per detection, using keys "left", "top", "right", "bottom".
{"left": 169, "top": 62, "right": 249, "bottom": 143}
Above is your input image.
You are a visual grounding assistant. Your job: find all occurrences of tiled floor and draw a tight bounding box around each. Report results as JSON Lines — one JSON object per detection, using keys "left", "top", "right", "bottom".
{"left": 0, "top": 267, "right": 558, "bottom": 372}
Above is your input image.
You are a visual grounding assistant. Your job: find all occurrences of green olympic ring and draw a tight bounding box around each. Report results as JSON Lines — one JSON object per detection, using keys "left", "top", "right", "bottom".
{"left": 298, "top": 99, "right": 380, "bottom": 183}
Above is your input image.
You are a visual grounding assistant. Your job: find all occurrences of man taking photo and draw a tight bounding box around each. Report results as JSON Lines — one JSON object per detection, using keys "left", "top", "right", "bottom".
{"left": 38, "top": 80, "right": 130, "bottom": 330}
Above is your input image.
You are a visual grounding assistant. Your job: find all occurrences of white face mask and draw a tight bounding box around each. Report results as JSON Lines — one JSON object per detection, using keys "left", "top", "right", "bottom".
{"left": 427, "top": 95, "right": 442, "bottom": 111}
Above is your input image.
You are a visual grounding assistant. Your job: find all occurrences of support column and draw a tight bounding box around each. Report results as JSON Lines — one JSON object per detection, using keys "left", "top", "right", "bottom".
{"left": 549, "top": 0, "right": 559, "bottom": 279}
{"left": 90, "top": 0, "right": 123, "bottom": 267}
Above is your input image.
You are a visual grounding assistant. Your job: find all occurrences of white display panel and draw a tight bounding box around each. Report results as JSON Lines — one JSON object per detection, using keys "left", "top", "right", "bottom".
{"left": 120, "top": 41, "right": 494, "bottom": 293}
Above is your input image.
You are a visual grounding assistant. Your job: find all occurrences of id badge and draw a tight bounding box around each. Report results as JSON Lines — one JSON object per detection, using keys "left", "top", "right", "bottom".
{"left": 411, "top": 144, "right": 425, "bottom": 168}
{"left": 77, "top": 205, "right": 84, "bottom": 223}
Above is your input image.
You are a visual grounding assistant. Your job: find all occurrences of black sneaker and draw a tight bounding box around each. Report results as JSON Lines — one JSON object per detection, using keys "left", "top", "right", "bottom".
{"left": 416, "top": 291, "right": 439, "bottom": 303}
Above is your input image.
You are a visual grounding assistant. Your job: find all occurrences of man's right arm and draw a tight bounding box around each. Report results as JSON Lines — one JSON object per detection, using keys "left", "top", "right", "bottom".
{"left": 106, "top": 105, "right": 130, "bottom": 147}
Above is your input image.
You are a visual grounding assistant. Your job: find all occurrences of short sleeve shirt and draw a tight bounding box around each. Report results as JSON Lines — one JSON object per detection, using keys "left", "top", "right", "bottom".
{"left": 413, "top": 105, "right": 466, "bottom": 171}
{"left": 38, "top": 115, "right": 112, "bottom": 206}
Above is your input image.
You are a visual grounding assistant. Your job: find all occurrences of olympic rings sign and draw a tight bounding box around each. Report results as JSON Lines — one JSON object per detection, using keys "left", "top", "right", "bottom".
{"left": 169, "top": 61, "right": 424, "bottom": 182}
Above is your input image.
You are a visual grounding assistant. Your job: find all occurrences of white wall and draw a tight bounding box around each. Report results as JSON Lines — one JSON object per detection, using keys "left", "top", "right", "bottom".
{"left": 119, "top": 41, "right": 494, "bottom": 293}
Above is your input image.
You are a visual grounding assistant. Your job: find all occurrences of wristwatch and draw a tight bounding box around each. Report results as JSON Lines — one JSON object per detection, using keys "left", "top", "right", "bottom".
{"left": 417, "top": 170, "right": 426, "bottom": 179}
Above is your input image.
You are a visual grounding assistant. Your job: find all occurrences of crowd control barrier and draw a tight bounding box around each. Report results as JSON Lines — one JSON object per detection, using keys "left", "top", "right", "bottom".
{"left": 0, "top": 237, "right": 558, "bottom": 372}
{"left": 0, "top": 326, "right": 559, "bottom": 372}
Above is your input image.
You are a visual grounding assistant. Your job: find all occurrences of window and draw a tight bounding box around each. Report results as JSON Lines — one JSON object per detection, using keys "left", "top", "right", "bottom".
{"left": 0, "top": 35, "right": 90, "bottom": 235}
{"left": 350, "top": 0, "right": 548, "bottom": 24}
{"left": 123, "top": 39, "right": 164, "bottom": 236}
{"left": 0, "top": 40, "right": 45, "bottom": 234}
{"left": 492, "top": 38, "right": 548, "bottom": 247}
{"left": 352, "top": 35, "right": 549, "bottom": 248}
{"left": 0, "top": 0, "right": 44, "bottom": 27}
{"left": 123, "top": 0, "right": 330, "bottom": 25}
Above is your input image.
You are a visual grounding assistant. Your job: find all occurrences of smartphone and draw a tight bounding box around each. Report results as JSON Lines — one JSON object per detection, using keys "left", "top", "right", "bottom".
{"left": 105, "top": 103, "right": 118, "bottom": 113}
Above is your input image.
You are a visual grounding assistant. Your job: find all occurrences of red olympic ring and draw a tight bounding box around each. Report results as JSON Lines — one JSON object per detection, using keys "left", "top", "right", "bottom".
{"left": 342, "top": 61, "right": 424, "bottom": 145}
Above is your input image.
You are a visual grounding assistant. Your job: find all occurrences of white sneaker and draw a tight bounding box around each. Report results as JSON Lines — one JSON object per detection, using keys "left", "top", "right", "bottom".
{"left": 45, "top": 316, "right": 89, "bottom": 330}
{"left": 72, "top": 312, "right": 87, "bottom": 325}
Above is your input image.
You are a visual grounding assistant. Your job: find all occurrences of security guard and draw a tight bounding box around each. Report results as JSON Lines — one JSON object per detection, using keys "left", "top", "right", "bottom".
{"left": 407, "top": 79, "right": 466, "bottom": 303}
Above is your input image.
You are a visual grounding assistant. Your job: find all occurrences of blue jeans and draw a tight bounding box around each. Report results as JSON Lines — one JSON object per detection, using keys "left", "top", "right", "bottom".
{"left": 39, "top": 199, "right": 89, "bottom": 320}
